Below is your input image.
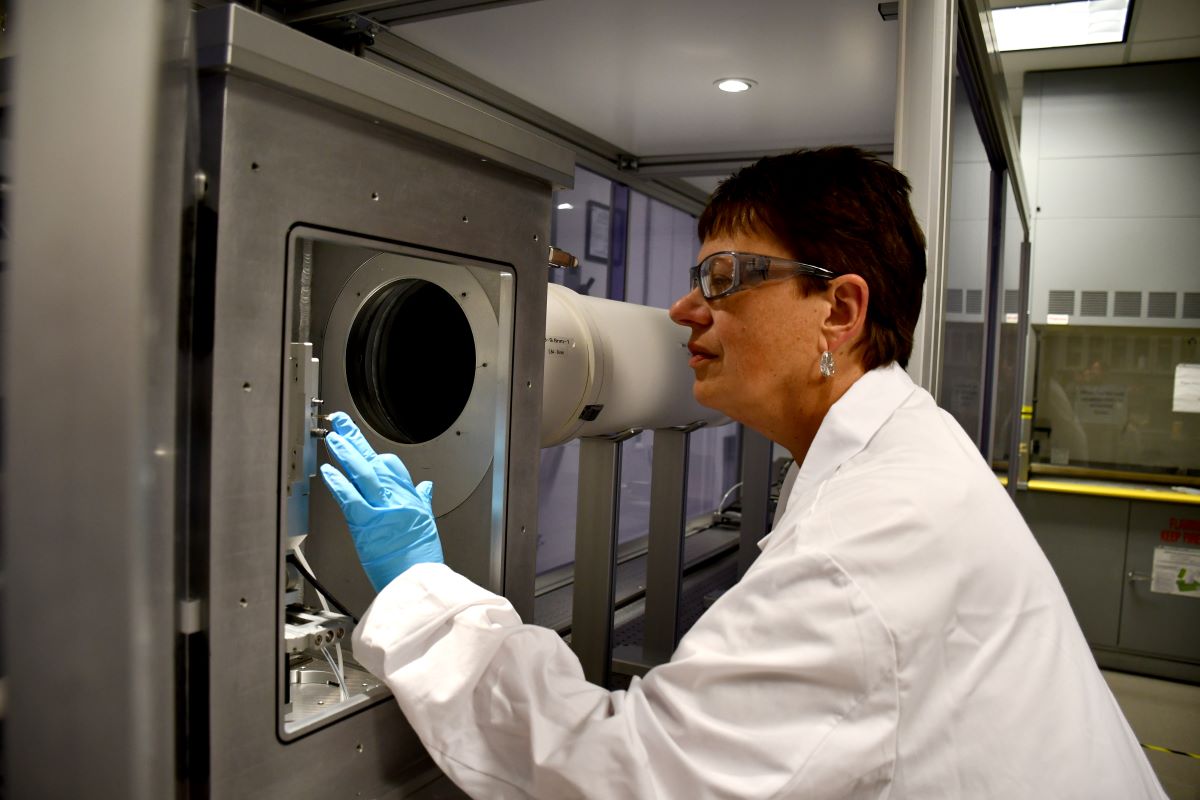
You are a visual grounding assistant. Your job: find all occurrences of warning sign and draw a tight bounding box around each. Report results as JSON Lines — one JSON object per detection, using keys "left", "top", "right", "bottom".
{"left": 1151, "top": 546, "right": 1200, "bottom": 599}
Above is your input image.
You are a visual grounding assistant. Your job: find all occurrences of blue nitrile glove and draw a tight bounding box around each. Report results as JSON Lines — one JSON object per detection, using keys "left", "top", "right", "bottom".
{"left": 319, "top": 411, "right": 444, "bottom": 591}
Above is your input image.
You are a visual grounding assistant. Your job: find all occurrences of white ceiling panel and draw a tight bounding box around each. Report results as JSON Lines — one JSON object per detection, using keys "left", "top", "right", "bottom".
{"left": 393, "top": 0, "right": 900, "bottom": 157}
{"left": 997, "top": 0, "right": 1200, "bottom": 127}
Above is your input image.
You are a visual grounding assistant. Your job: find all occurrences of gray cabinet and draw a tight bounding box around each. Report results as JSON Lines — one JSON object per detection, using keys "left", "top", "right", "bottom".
{"left": 1119, "top": 502, "right": 1200, "bottom": 662}
{"left": 1018, "top": 490, "right": 1200, "bottom": 678}
{"left": 1017, "top": 491, "right": 1128, "bottom": 647}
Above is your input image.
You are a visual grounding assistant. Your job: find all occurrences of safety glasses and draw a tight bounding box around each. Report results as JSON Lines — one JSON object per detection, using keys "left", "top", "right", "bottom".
{"left": 689, "top": 251, "right": 835, "bottom": 300}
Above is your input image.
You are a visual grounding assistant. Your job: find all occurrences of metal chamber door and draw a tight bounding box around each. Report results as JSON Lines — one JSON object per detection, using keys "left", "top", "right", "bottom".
{"left": 191, "top": 6, "right": 569, "bottom": 796}
{"left": 4, "top": 0, "right": 197, "bottom": 798}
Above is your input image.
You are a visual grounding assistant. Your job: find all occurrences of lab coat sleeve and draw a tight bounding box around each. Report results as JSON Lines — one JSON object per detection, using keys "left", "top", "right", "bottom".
{"left": 353, "top": 549, "right": 898, "bottom": 800}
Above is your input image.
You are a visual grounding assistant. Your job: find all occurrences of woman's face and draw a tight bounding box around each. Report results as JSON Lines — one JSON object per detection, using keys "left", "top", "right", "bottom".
{"left": 668, "top": 231, "right": 830, "bottom": 435}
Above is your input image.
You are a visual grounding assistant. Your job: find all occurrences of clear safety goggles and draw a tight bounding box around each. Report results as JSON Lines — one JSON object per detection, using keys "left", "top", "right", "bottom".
{"left": 689, "top": 251, "right": 835, "bottom": 300}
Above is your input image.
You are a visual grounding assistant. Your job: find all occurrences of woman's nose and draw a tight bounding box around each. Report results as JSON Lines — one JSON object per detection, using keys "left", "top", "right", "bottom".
{"left": 668, "top": 287, "right": 710, "bottom": 328}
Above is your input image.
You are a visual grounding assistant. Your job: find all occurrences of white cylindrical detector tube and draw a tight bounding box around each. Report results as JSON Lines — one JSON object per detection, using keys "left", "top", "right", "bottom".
{"left": 540, "top": 283, "right": 727, "bottom": 447}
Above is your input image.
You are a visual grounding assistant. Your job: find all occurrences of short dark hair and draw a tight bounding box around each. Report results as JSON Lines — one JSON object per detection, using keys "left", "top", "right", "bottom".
{"left": 697, "top": 146, "right": 926, "bottom": 370}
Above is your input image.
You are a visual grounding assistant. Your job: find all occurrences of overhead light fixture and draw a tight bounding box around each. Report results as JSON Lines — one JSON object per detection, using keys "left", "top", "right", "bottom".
{"left": 556, "top": 202, "right": 574, "bottom": 210}
{"left": 992, "top": 0, "right": 1130, "bottom": 52}
{"left": 715, "top": 78, "right": 756, "bottom": 94}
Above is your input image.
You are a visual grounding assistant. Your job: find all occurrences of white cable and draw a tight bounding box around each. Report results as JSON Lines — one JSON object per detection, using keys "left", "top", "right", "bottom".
{"left": 294, "top": 544, "right": 347, "bottom": 697}
{"left": 717, "top": 481, "right": 743, "bottom": 513}
{"left": 322, "top": 646, "right": 349, "bottom": 702}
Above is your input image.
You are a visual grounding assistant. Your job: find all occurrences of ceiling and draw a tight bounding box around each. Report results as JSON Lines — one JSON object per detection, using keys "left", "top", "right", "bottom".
{"left": 993, "top": 0, "right": 1200, "bottom": 129}
{"left": 393, "top": 0, "right": 898, "bottom": 158}
{"left": 382, "top": 0, "right": 1200, "bottom": 193}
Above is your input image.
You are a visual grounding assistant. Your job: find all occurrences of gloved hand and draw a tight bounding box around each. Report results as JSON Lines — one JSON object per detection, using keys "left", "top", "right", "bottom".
{"left": 319, "top": 411, "right": 444, "bottom": 591}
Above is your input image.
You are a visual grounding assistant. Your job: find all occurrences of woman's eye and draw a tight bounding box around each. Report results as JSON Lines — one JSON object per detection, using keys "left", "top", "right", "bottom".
{"left": 708, "top": 272, "right": 734, "bottom": 293}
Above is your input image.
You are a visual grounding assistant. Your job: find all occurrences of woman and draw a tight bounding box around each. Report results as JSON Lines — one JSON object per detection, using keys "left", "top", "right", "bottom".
{"left": 322, "top": 148, "right": 1165, "bottom": 798}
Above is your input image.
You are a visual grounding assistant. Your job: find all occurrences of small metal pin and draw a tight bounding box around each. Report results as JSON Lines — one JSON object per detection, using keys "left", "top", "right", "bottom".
{"left": 310, "top": 398, "right": 325, "bottom": 405}
{"left": 311, "top": 427, "right": 330, "bottom": 437}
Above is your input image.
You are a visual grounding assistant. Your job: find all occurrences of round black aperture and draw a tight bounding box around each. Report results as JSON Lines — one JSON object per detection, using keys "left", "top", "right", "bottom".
{"left": 346, "top": 278, "right": 476, "bottom": 444}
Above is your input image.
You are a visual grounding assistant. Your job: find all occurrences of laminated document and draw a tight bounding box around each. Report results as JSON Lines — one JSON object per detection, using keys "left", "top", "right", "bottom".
{"left": 1151, "top": 546, "right": 1200, "bottom": 599}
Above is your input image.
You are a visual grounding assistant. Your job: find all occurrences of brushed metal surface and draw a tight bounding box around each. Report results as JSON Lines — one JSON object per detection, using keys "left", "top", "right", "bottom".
{"left": 197, "top": 52, "right": 550, "bottom": 797}
{"left": 195, "top": 4, "right": 574, "bottom": 187}
{"left": 6, "top": 0, "right": 191, "bottom": 797}
{"left": 320, "top": 250, "right": 507, "bottom": 515}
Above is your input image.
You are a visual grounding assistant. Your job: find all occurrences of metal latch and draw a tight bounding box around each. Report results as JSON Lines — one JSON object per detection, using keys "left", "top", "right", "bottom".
{"left": 548, "top": 246, "right": 578, "bottom": 269}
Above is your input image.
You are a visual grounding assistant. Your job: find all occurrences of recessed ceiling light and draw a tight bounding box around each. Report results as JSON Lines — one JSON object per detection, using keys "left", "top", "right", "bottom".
{"left": 556, "top": 202, "right": 574, "bottom": 210}
{"left": 992, "top": 0, "right": 1129, "bottom": 52}
{"left": 715, "top": 78, "right": 756, "bottom": 94}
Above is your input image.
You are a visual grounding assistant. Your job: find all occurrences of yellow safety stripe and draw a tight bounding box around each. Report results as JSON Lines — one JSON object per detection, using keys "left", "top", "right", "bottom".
{"left": 1027, "top": 479, "right": 1200, "bottom": 505}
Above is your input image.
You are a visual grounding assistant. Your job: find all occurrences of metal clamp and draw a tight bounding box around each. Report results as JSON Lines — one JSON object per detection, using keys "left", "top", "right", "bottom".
{"left": 586, "top": 427, "right": 643, "bottom": 443}
{"left": 548, "top": 246, "right": 579, "bottom": 269}
{"left": 664, "top": 420, "right": 708, "bottom": 434}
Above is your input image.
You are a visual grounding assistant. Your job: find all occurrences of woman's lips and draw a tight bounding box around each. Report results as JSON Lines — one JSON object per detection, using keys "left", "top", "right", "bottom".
{"left": 688, "top": 345, "right": 716, "bottom": 368}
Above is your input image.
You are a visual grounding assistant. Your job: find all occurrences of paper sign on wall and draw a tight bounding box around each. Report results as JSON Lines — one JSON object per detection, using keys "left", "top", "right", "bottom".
{"left": 1151, "top": 546, "right": 1200, "bottom": 599}
{"left": 1074, "top": 384, "right": 1127, "bottom": 424}
{"left": 1174, "top": 364, "right": 1200, "bottom": 414}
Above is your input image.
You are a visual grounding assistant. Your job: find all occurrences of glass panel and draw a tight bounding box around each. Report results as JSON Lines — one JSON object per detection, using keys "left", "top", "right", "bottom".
{"left": 938, "top": 77, "right": 992, "bottom": 448}
{"left": 625, "top": 192, "right": 741, "bottom": 527}
{"left": 1030, "top": 325, "right": 1200, "bottom": 479}
{"left": 991, "top": 174, "right": 1023, "bottom": 466}
{"left": 548, "top": 166, "right": 614, "bottom": 296}
{"left": 536, "top": 178, "right": 740, "bottom": 576}
{"left": 537, "top": 166, "right": 615, "bottom": 574}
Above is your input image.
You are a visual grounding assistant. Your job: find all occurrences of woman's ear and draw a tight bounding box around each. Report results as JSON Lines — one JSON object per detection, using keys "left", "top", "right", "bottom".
{"left": 819, "top": 274, "right": 869, "bottom": 353}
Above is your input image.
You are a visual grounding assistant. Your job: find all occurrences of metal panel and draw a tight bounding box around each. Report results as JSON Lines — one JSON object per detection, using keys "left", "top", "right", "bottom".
{"left": 894, "top": 0, "right": 955, "bottom": 394}
{"left": 1024, "top": 62, "right": 1200, "bottom": 330}
{"left": 571, "top": 436, "right": 625, "bottom": 685}
{"left": 5, "top": 0, "right": 191, "bottom": 796}
{"left": 642, "top": 427, "right": 693, "bottom": 663}
{"left": 737, "top": 428, "right": 773, "bottom": 577}
{"left": 283, "top": 0, "right": 541, "bottom": 25}
{"left": 1036, "top": 155, "right": 1200, "bottom": 220}
{"left": 1016, "top": 490, "right": 1128, "bottom": 647}
{"left": 195, "top": 4, "right": 574, "bottom": 188}
{"left": 1118, "top": 502, "right": 1200, "bottom": 663}
{"left": 195, "top": 31, "right": 551, "bottom": 795}
{"left": 359, "top": 27, "right": 711, "bottom": 215}
{"left": 1036, "top": 62, "right": 1200, "bottom": 159}
{"left": 1029, "top": 218, "right": 1200, "bottom": 327}
{"left": 1008, "top": 239, "right": 1032, "bottom": 491}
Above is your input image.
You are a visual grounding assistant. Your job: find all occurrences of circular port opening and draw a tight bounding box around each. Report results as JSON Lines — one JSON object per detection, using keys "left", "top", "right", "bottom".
{"left": 346, "top": 278, "right": 476, "bottom": 444}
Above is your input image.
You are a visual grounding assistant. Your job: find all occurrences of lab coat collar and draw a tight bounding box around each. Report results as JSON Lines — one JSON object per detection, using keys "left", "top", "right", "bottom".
{"left": 790, "top": 362, "right": 917, "bottom": 501}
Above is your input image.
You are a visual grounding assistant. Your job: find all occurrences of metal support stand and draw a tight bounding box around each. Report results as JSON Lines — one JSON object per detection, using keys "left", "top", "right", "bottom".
{"left": 738, "top": 427, "right": 774, "bottom": 577}
{"left": 1008, "top": 239, "right": 1034, "bottom": 497}
{"left": 642, "top": 423, "right": 704, "bottom": 664}
{"left": 571, "top": 430, "right": 639, "bottom": 686}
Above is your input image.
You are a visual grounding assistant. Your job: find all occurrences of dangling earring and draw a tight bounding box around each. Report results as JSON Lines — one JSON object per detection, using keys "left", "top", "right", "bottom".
{"left": 819, "top": 350, "right": 836, "bottom": 379}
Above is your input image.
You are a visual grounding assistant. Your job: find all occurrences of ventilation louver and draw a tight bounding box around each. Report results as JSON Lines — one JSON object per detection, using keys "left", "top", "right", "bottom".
{"left": 1147, "top": 292, "right": 1177, "bottom": 319}
{"left": 1047, "top": 290, "right": 1074, "bottom": 316}
{"left": 1113, "top": 291, "right": 1141, "bottom": 318}
{"left": 1184, "top": 292, "right": 1200, "bottom": 320}
{"left": 965, "top": 289, "right": 983, "bottom": 315}
{"left": 946, "top": 288, "right": 963, "bottom": 314}
{"left": 1080, "top": 291, "right": 1107, "bottom": 317}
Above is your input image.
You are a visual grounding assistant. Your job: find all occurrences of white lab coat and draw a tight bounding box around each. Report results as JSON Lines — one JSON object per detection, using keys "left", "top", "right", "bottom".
{"left": 353, "top": 363, "right": 1166, "bottom": 799}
